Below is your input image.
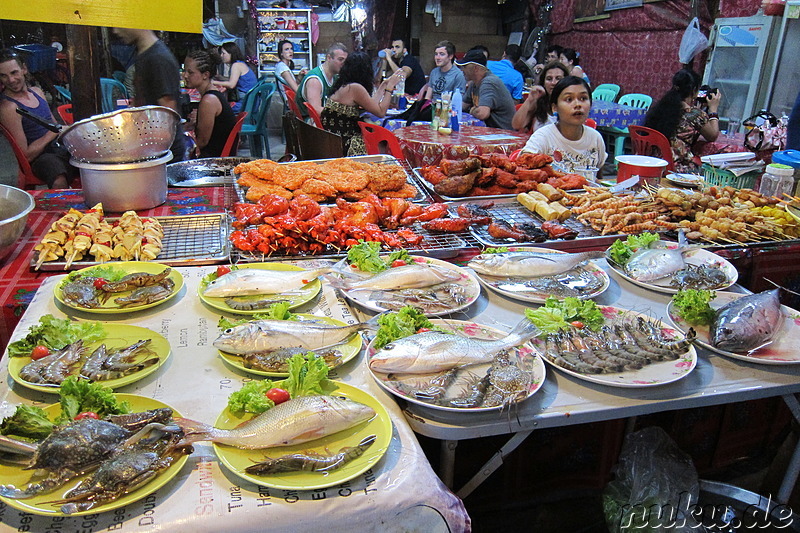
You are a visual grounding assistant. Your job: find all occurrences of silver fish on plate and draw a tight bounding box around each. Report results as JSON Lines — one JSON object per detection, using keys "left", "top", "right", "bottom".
{"left": 213, "top": 315, "right": 379, "bottom": 354}
{"left": 468, "top": 250, "right": 603, "bottom": 278}
{"left": 624, "top": 245, "right": 690, "bottom": 282}
{"left": 488, "top": 267, "right": 604, "bottom": 298}
{"left": 203, "top": 267, "right": 331, "bottom": 297}
{"left": 711, "top": 289, "right": 784, "bottom": 353}
{"left": 175, "top": 395, "right": 375, "bottom": 449}
{"left": 369, "top": 318, "right": 540, "bottom": 374}
{"left": 328, "top": 263, "right": 463, "bottom": 292}
{"left": 244, "top": 435, "right": 376, "bottom": 474}
{"left": 364, "top": 283, "right": 467, "bottom": 314}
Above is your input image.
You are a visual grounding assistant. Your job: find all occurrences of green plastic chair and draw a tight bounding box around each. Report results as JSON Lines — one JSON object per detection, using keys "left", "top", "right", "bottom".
{"left": 592, "top": 87, "right": 617, "bottom": 102}
{"left": 604, "top": 93, "right": 654, "bottom": 164}
{"left": 593, "top": 83, "right": 620, "bottom": 101}
{"left": 240, "top": 82, "right": 277, "bottom": 159}
{"left": 100, "top": 78, "right": 129, "bottom": 113}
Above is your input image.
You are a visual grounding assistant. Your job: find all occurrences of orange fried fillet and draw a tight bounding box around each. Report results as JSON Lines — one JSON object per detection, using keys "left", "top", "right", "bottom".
{"left": 368, "top": 165, "right": 407, "bottom": 192}
{"left": 300, "top": 178, "right": 338, "bottom": 199}
{"left": 378, "top": 183, "right": 417, "bottom": 198}
{"left": 235, "top": 159, "right": 279, "bottom": 179}
{"left": 245, "top": 182, "right": 294, "bottom": 201}
{"left": 271, "top": 162, "right": 317, "bottom": 190}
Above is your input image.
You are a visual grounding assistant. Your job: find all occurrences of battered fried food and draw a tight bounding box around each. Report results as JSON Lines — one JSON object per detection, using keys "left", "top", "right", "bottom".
{"left": 300, "top": 178, "right": 338, "bottom": 198}
{"left": 376, "top": 183, "right": 417, "bottom": 198}
{"left": 245, "top": 182, "right": 294, "bottom": 202}
{"left": 368, "top": 165, "right": 407, "bottom": 193}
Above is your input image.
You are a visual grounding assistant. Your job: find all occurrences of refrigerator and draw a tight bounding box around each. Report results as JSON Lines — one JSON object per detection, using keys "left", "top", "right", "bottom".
{"left": 763, "top": 1, "right": 800, "bottom": 117}
{"left": 702, "top": 15, "right": 780, "bottom": 130}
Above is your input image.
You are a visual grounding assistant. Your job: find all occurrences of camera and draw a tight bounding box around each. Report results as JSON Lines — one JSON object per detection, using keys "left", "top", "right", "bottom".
{"left": 697, "top": 85, "right": 718, "bottom": 103}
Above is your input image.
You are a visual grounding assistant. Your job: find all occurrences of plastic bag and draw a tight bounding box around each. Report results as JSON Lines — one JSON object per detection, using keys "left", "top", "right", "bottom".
{"left": 744, "top": 111, "right": 787, "bottom": 151}
{"left": 679, "top": 18, "right": 709, "bottom": 64}
{"left": 603, "top": 427, "right": 702, "bottom": 532}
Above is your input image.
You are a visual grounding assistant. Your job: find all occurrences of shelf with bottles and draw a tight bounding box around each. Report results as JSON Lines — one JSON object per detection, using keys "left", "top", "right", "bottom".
{"left": 257, "top": 9, "right": 310, "bottom": 32}
{"left": 257, "top": 8, "right": 313, "bottom": 75}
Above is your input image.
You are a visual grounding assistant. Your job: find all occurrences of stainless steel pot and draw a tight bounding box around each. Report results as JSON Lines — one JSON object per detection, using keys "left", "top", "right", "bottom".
{"left": 71, "top": 151, "right": 172, "bottom": 212}
{"left": 0, "top": 185, "right": 34, "bottom": 261}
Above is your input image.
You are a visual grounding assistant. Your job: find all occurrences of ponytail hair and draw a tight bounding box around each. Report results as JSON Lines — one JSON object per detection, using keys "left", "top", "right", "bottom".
{"left": 644, "top": 68, "right": 701, "bottom": 139}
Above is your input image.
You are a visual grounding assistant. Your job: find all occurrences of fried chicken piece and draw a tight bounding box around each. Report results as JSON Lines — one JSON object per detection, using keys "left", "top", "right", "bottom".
{"left": 368, "top": 165, "right": 407, "bottom": 192}
{"left": 299, "top": 178, "right": 338, "bottom": 199}
{"left": 475, "top": 167, "right": 497, "bottom": 187}
{"left": 245, "top": 182, "right": 294, "bottom": 202}
{"left": 542, "top": 164, "right": 565, "bottom": 178}
{"left": 552, "top": 174, "right": 588, "bottom": 190}
{"left": 516, "top": 152, "right": 553, "bottom": 169}
{"left": 421, "top": 217, "right": 473, "bottom": 232}
{"left": 237, "top": 172, "right": 264, "bottom": 188}
{"left": 477, "top": 154, "right": 517, "bottom": 172}
{"left": 470, "top": 185, "right": 513, "bottom": 196}
{"left": 420, "top": 166, "right": 447, "bottom": 185}
{"left": 234, "top": 159, "right": 279, "bottom": 178}
{"left": 515, "top": 180, "right": 540, "bottom": 193}
{"left": 434, "top": 171, "right": 479, "bottom": 197}
{"left": 495, "top": 169, "right": 520, "bottom": 189}
{"left": 272, "top": 162, "right": 317, "bottom": 190}
{"left": 515, "top": 168, "right": 549, "bottom": 183}
{"left": 440, "top": 157, "right": 481, "bottom": 176}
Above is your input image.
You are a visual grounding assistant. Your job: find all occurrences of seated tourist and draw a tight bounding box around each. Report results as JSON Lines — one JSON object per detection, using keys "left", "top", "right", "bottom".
{"left": 456, "top": 49, "right": 516, "bottom": 131}
{"left": 183, "top": 49, "right": 236, "bottom": 158}
{"left": 560, "top": 48, "right": 589, "bottom": 85}
{"left": 378, "top": 38, "right": 426, "bottom": 96}
{"left": 644, "top": 68, "right": 722, "bottom": 172}
{"left": 522, "top": 76, "right": 606, "bottom": 177}
{"left": 512, "top": 61, "right": 569, "bottom": 133}
{"left": 423, "top": 40, "right": 466, "bottom": 102}
{"left": 487, "top": 44, "right": 525, "bottom": 101}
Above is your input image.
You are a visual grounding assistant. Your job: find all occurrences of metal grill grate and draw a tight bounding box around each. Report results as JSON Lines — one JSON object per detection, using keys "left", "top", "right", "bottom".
{"left": 33, "top": 213, "right": 229, "bottom": 271}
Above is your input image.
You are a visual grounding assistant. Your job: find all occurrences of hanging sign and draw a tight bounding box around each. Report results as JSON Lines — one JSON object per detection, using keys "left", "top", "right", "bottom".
{"left": 605, "top": 0, "right": 644, "bottom": 10}
{"left": 2, "top": 0, "right": 202, "bottom": 33}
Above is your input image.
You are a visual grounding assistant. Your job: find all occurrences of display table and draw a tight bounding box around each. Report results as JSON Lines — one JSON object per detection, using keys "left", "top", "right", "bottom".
{"left": 361, "top": 110, "right": 484, "bottom": 132}
{"left": 0, "top": 265, "right": 469, "bottom": 531}
{"left": 589, "top": 100, "right": 647, "bottom": 129}
{"left": 394, "top": 125, "right": 530, "bottom": 167}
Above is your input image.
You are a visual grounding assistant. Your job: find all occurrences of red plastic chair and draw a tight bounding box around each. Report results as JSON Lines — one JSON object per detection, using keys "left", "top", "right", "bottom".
{"left": 628, "top": 125, "right": 676, "bottom": 172}
{"left": 0, "top": 123, "right": 46, "bottom": 189}
{"left": 283, "top": 87, "right": 304, "bottom": 119}
{"left": 358, "top": 121, "right": 406, "bottom": 161}
{"left": 303, "top": 101, "right": 324, "bottom": 129}
{"left": 585, "top": 118, "right": 597, "bottom": 129}
{"left": 220, "top": 112, "right": 248, "bottom": 157}
{"left": 56, "top": 104, "right": 74, "bottom": 125}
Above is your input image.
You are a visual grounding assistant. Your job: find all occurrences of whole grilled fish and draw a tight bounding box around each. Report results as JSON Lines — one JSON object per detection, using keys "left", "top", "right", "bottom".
{"left": 468, "top": 251, "right": 603, "bottom": 278}
{"left": 369, "top": 318, "right": 540, "bottom": 374}
{"left": 175, "top": 395, "right": 375, "bottom": 449}
{"left": 624, "top": 246, "right": 687, "bottom": 282}
{"left": 711, "top": 289, "right": 783, "bottom": 352}
{"left": 327, "top": 263, "right": 464, "bottom": 292}
{"left": 203, "top": 267, "right": 331, "bottom": 297}
{"left": 213, "top": 315, "right": 379, "bottom": 354}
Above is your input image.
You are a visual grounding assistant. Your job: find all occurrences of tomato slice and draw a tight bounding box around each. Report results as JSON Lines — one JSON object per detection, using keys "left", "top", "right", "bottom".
{"left": 391, "top": 259, "right": 407, "bottom": 267}
{"left": 30, "top": 345, "right": 50, "bottom": 360}
{"left": 570, "top": 321, "right": 585, "bottom": 329}
{"left": 74, "top": 411, "right": 99, "bottom": 420}
{"left": 93, "top": 278, "right": 108, "bottom": 289}
{"left": 265, "top": 388, "right": 290, "bottom": 405}
{"left": 216, "top": 265, "right": 231, "bottom": 278}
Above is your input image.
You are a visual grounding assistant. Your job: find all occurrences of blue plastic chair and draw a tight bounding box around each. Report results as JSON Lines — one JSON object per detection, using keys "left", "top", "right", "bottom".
{"left": 592, "top": 87, "right": 617, "bottom": 102}
{"left": 593, "top": 83, "right": 620, "bottom": 101}
{"left": 100, "top": 78, "right": 129, "bottom": 113}
{"left": 240, "top": 82, "right": 277, "bottom": 158}
{"left": 603, "top": 93, "right": 654, "bottom": 164}
{"left": 54, "top": 85, "right": 72, "bottom": 103}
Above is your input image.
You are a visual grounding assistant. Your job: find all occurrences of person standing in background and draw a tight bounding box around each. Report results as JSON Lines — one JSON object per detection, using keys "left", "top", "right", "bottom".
{"left": 112, "top": 28, "right": 186, "bottom": 162}
{"left": 214, "top": 42, "right": 257, "bottom": 113}
{"left": 379, "top": 38, "right": 426, "bottom": 96}
{"left": 487, "top": 44, "right": 525, "bottom": 101}
{"left": 423, "top": 40, "right": 466, "bottom": 101}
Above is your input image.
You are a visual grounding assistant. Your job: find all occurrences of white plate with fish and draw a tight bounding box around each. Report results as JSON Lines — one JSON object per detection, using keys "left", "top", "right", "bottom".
{"left": 213, "top": 383, "right": 392, "bottom": 490}
{"left": 198, "top": 263, "right": 324, "bottom": 315}
{"left": 8, "top": 324, "right": 171, "bottom": 393}
{"left": 665, "top": 173, "right": 704, "bottom": 188}
{"left": 366, "top": 319, "right": 546, "bottom": 412}
{"left": 216, "top": 315, "right": 364, "bottom": 377}
{"left": 605, "top": 243, "right": 737, "bottom": 295}
{"left": 331, "top": 256, "right": 481, "bottom": 316}
{"left": 531, "top": 306, "right": 697, "bottom": 388}
{"left": 667, "top": 291, "right": 800, "bottom": 365}
{"left": 468, "top": 247, "right": 609, "bottom": 304}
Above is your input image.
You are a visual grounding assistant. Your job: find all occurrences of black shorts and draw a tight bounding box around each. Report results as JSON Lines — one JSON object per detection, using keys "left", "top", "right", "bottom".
{"left": 30, "top": 142, "right": 75, "bottom": 187}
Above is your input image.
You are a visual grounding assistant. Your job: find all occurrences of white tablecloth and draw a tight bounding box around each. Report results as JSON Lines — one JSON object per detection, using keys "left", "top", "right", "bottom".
{"left": 0, "top": 264, "right": 470, "bottom": 532}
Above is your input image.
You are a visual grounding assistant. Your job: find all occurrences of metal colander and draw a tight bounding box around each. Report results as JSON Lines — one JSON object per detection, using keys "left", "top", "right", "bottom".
{"left": 59, "top": 105, "right": 180, "bottom": 163}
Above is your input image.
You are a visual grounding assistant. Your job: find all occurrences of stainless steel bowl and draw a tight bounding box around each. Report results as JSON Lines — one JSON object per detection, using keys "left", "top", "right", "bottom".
{"left": 0, "top": 185, "right": 34, "bottom": 261}
{"left": 59, "top": 106, "right": 179, "bottom": 164}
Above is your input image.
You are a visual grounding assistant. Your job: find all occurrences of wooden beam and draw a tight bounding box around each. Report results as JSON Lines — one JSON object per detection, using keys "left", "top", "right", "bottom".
{"left": 65, "top": 24, "right": 101, "bottom": 120}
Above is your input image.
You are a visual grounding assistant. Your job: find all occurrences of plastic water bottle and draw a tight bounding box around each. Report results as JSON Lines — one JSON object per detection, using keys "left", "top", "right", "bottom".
{"left": 378, "top": 50, "right": 387, "bottom": 58}
{"left": 450, "top": 89, "right": 462, "bottom": 132}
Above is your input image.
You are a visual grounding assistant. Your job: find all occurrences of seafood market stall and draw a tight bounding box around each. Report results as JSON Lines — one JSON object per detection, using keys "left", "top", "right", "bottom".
{"left": 0, "top": 267, "right": 470, "bottom": 531}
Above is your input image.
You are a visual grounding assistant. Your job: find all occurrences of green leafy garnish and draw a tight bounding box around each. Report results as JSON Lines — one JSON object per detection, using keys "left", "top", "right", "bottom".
{"left": 373, "top": 306, "right": 447, "bottom": 350}
{"left": 672, "top": 289, "right": 717, "bottom": 326}
{"left": 7, "top": 315, "right": 106, "bottom": 358}
{"left": 484, "top": 247, "right": 510, "bottom": 254}
{"left": 608, "top": 232, "right": 660, "bottom": 265}
{"left": 57, "top": 376, "right": 131, "bottom": 423}
{"left": 387, "top": 249, "right": 413, "bottom": 265}
{"left": 525, "top": 296, "right": 605, "bottom": 336}
{"left": 0, "top": 405, "right": 54, "bottom": 440}
{"left": 226, "top": 353, "right": 335, "bottom": 415}
{"left": 347, "top": 240, "right": 388, "bottom": 272}
{"left": 217, "top": 302, "right": 298, "bottom": 329}
{"left": 67, "top": 265, "right": 127, "bottom": 283}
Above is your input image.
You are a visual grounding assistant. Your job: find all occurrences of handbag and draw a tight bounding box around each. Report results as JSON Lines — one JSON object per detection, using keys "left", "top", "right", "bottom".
{"left": 743, "top": 111, "right": 787, "bottom": 151}
{"left": 384, "top": 98, "right": 432, "bottom": 127}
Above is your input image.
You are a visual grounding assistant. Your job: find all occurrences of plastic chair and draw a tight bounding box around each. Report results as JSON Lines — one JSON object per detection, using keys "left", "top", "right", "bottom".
{"left": 112, "top": 70, "right": 127, "bottom": 85}
{"left": 283, "top": 87, "right": 304, "bottom": 118}
{"left": 593, "top": 83, "right": 620, "bottom": 101}
{"left": 56, "top": 104, "right": 74, "bottom": 125}
{"left": 294, "top": 115, "right": 343, "bottom": 160}
{"left": 54, "top": 85, "right": 71, "bottom": 103}
{"left": 303, "top": 102, "right": 324, "bottom": 129}
{"left": 592, "top": 87, "right": 617, "bottom": 102}
{"left": 240, "top": 82, "right": 276, "bottom": 158}
{"left": 358, "top": 121, "right": 406, "bottom": 161}
{"left": 100, "top": 78, "right": 128, "bottom": 113}
{"left": 282, "top": 111, "right": 301, "bottom": 159}
{"left": 585, "top": 118, "right": 597, "bottom": 129}
{"left": 220, "top": 112, "right": 248, "bottom": 157}
{"left": 0, "top": 123, "right": 47, "bottom": 189}
{"left": 628, "top": 125, "right": 676, "bottom": 172}
{"left": 605, "top": 93, "right": 654, "bottom": 163}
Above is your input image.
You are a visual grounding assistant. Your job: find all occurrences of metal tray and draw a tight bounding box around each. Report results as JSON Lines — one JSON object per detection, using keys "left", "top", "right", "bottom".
{"left": 232, "top": 221, "right": 473, "bottom": 262}
{"left": 450, "top": 197, "right": 625, "bottom": 252}
{"left": 233, "top": 155, "right": 430, "bottom": 204}
{"left": 168, "top": 157, "right": 253, "bottom": 187}
{"left": 412, "top": 167, "right": 599, "bottom": 201}
{"left": 32, "top": 213, "right": 229, "bottom": 271}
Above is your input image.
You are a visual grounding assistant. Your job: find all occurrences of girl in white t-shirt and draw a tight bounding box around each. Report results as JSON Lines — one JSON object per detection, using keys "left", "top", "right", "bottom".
{"left": 522, "top": 76, "right": 606, "bottom": 177}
